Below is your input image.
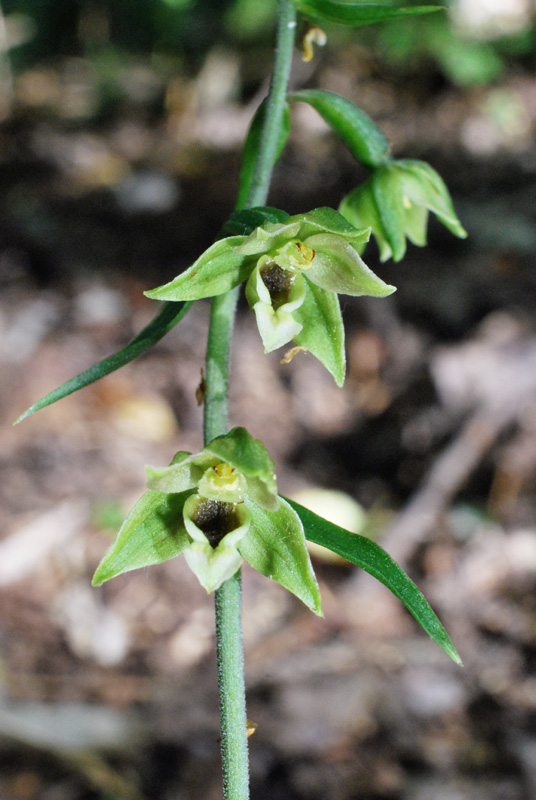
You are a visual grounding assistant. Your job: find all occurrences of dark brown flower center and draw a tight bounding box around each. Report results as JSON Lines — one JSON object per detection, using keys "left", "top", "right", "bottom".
{"left": 191, "top": 499, "right": 241, "bottom": 548}
{"left": 260, "top": 263, "right": 295, "bottom": 311}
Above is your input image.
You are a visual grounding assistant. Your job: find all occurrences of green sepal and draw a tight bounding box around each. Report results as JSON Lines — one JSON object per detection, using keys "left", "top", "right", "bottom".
{"left": 293, "top": 281, "right": 346, "bottom": 387}
{"left": 236, "top": 221, "right": 302, "bottom": 256}
{"left": 91, "top": 490, "right": 194, "bottom": 586}
{"left": 237, "top": 98, "right": 291, "bottom": 210}
{"left": 339, "top": 181, "right": 391, "bottom": 261}
{"left": 287, "top": 499, "right": 462, "bottom": 664}
{"left": 402, "top": 200, "right": 428, "bottom": 247}
{"left": 220, "top": 207, "right": 290, "bottom": 238}
{"left": 293, "top": 1, "right": 444, "bottom": 28}
{"left": 239, "top": 496, "right": 323, "bottom": 615}
{"left": 305, "top": 233, "right": 397, "bottom": 296}
{"left": 288, "top": 90, "right": 391, "bottom": 169}
{"left": 289, "top": 207, "right": 370, "bottom": 247}
{"left": 144, "top": 236, "right": 249, "bottom": 301}
{"left": 205, "top": 427, "right": 279, "bottom": 511}
{"left": 371, "top": 165, "right": 407, "bottom": 261}
{"left": 14, "top": 301, "right": 192, "bottom": 424}
{"left": 340, "top": 170, "right": 406, "bottom": 261}
{"left": 145, "top": 451, "right": 202, "bottom": 494}
{"left": 395, "top": 160, "right": 468, "bottom": 239}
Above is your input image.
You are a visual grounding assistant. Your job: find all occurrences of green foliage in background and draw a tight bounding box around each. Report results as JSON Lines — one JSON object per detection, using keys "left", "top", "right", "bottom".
{"left": 3, "top": 0, "right": 534, "bottom": 85}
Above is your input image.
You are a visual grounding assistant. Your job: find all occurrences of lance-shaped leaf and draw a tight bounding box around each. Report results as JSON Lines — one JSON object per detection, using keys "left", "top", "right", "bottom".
{"left": 236, "top": 99, "right": 291, "bottom": 210}
{"left": 293, "top": 1, "right": 444, "bottom": 27}
{"left": 293, "top": 280, "right": 345, "bottom": 387}
{"left": 287, "top": 499, "right": 462, "bottom": 664}
{"left": 144, "top": 236, "right": 249, "bottom": 302}
{"left": 240, "top": 496, "right": 323, "bottom": 615}
{"left": 92, "top": 490, "right": 193, "bottom": 586}
{"left": 14, "top": 301, "right": 192, "bottom": 424}
{"left": 288, "top": 89, "right": 391, "bottom": 169}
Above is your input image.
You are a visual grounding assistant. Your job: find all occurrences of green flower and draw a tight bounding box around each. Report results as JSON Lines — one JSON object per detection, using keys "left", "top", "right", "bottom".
{"left": 92, "top": 428, "right": 322, "bottom": 613}
{"left": 339, "top": 159, "right": 467, "bottom": 262}
{"left": 145, "top": 207, "right": 395, "bottom": 386}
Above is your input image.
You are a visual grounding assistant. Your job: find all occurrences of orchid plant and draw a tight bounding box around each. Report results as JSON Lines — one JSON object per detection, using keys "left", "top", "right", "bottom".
{"left": 17, "top": 2, "right": 467, "bottom": 798}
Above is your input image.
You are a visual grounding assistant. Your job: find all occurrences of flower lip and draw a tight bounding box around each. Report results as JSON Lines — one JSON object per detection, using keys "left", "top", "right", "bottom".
{"left": 190, "top": 498, "right": 243, "bottom": 548}
{"left": 260, "top": 262, "right": 297, "bottom": 311}
{"left": 184, "top": 492, "right": 251, "bottom": 549}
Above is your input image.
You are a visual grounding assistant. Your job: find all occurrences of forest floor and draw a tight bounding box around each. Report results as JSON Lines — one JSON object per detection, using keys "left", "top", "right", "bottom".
{"left": 1, "top": 41, "right": 536, "bottom": 800}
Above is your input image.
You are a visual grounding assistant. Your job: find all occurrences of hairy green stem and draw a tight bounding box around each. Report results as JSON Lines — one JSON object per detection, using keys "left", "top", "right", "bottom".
{"left": 246, "top": 0, "right": 297, "bottom": 208}
{"left": 203, "top": 288, "right": 239, "bottom": 445}
{"left": 214, "top": 570, "right": 248, "bottom": 799}
{"left": 205, "top": 2, "right": 298, "bottom": 798}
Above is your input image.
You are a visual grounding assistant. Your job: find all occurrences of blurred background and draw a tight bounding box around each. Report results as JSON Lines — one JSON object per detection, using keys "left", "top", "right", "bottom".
{"left": 1, "top": 1, "right": 536, "bottom": 798}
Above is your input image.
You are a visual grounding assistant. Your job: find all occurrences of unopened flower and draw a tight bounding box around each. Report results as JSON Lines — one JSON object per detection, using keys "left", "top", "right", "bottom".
{"left": 339, "top": 159, "right": 467, "bottom": 262}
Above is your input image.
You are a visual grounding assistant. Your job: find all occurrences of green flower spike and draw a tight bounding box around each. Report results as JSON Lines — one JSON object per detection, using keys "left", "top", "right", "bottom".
{"left": 92, "top": 427, "right": 322, "bottom": 613}
{"left": 339, "top": 159, "right": 468, "bottom": 262}
{"left": 145, "top": 207, "right": 396, "bottom": 386}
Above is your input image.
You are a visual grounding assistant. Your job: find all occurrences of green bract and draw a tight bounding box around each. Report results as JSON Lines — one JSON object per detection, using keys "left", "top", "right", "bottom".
{"left": 339, "top": 159, "right": 467, "bottom": 262}
{"left": 145, "top": 207, "right": 396, "bottom": 386}
{"left": 92, "top": 428, "right": 322, "bottom": 613}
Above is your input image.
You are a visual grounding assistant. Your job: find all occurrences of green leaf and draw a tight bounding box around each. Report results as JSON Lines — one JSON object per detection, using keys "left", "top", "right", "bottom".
{"left": 92, "top": 490, "right": 193, "bottom": 586}
{"left": 14, "top": 301, "right": 192, "bottom": 424}
{"left": 291, "top": 206, "right": 370, "bottom": 246}
{"left": 205, "top": 427, "right": 279, "bottom": 511}
{"left": 220, "top": 207, "right": 290, "bottom": 238}
{"left": 237, "top": 98, "right": 291, "bottom": 209}
{"left": 293, "top": 1, "right": 444, "bottom": 27}
{"left": 288, "top": 89, "right": 391, "bottom": 169}
{"left": 144, "top": 236, "right": 250, "bottom": 301}
{"left": 305, "top": 233, "right": 397, "bottom": 296}
{"left": 287, "top": 499, "right": 461, "bottom": 664}
{"left": 293, "top": 280, "right": 346, "bottom": 386}
{"left": 240, "top": 496, "right": 323, "bottom": 615}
